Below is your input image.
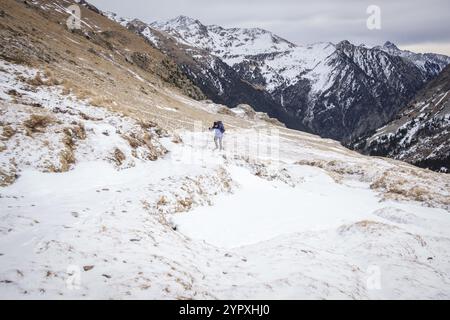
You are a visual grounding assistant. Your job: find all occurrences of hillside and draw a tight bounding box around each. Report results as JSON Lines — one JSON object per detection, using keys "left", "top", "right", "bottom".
{"left": 0, "top": 0, "right": 450, "bottom": 299}
{"left": 351, "top": 64, "right": 450, "bottom": 172}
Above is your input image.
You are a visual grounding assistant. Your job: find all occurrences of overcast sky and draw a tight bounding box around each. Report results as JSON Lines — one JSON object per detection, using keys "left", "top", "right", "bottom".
{"left": 89, "top": 0, "right": 450, "bottom": 55}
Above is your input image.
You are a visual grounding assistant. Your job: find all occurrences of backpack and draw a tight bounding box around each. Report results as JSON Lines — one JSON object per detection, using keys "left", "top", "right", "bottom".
{"left": 217, "top": 121, "right": 225, "bottom": 133}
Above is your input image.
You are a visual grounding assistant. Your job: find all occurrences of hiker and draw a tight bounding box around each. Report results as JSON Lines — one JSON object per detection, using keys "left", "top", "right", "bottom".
{"left": 209, "top": 121, "right": 225, "bottom": 151}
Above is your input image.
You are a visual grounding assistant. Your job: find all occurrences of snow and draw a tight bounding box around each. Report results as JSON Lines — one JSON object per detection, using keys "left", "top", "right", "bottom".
{"left": 149, "top": 16, "right": 338, "bottom": 94}
{"left": 172, "top": 165, "right": 374, "bottom": 248}
{"left": 1, "top": 60, "right": 450, "bottom": 299}
{"left": 151, "top": 16, "right": 295, "bottom": 59}
{"left": 435, "top": 91, "right": 449, "bottom": 107}
{"left": 377, "top": 42, "right": 450, "bottom": 76}
{"left": 141, "top": 27, "right": 159, "bottom": 46}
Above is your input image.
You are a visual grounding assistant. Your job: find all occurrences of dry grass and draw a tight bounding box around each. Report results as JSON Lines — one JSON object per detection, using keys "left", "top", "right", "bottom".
{"left": 27, "top": 71, "right": 61, "bottom": 86}
{"left": 171, "top": 134, "right": 183, "bottom": 144}
{"left": 157, "top": 195, "right": 168, "bottom": 207}
{"left": 338, "top": 220, "right": 396, "bottom": 235}
{"left": 49, "top": 123, "right": 87, "bottom": 172}
{"left": 217, "top": 106, "right": 235, "bottom": 116}
{"left": 1, "top": 125, "right": 16, "bottom": 139}
{"left": 112, "top": 147, "right": 126, "bottom": 166}
{"left": 294, "top": 159, "right": 449, "bottom": 209}
{"left": 59, "top": 148, "right": 75, "bottom": 172}
{"left": 0, "top": 168, "right": 17, "bottom": 187}
{"left": 79, "top": 112, "right": 103, "bottom": 121}
{"left": 90, "top": 96, "right": 116, "bottom": 108}
{"left": 61, "top": 87, "right": 71, "bottom": 95}
{"left": 369, "top": 169, "right": 450, "bottom": 207}
{"left": 7, "top": 89, "right": 22, "bottom": 97}
{"left": 123, "top": 131, "right": 168, "bottom": 161}
{"left": 72, "top": 87, "right": 94, "bottom": 101}
{"left": 122, "top": 134, "right": 141, "bottom": 149}
{"left": 176, "top": 197, "right": 193, "bottom": 212}
{"left": 23, "top": 114, "right": 55, "bottom": 135}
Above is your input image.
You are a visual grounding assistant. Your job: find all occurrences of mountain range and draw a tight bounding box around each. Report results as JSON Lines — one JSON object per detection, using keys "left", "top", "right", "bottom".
{"left": 106, "top": 14, "right": 450, "bottom": 145}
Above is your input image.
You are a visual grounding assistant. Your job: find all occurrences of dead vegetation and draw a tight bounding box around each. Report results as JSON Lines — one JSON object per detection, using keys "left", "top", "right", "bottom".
{"left": 0, "top": 168, "right": 17, "bottom": 187}
{"left": 150, "top": 167, "right": 234, "bottom": 215}
{"left": 7, "top": 89, "right": 22, "bottom": 97}
{"left": 112, "top": 147, "right": 126, "bottom": 166}
{"left": 51, "top": 123, "right": 86, "bottom": 172}
{"left": 171, "top": 134, "right": 183, "bottom": 144}
{"left": 123, "top": 131, "right": 168, "bottom": 161}
{"left": 217, "top": 106, "right": 235, "bottom": 116}
{"left": 90, "top": 96, "right": 116, "bottom": 108}
{"left": 1, "top": 125, "right": 16, "bottom": 140}
{"left": 27, "top": 71, "right": 62, "bottom": 86}
{"left": 369, "top": 170, "right": 441, "bottom": 205}
{"left": 23, "top": 114, "right": 55, "bottom": 135}
{"left": 79, "top": 112, "right": 103, "bottom": 121}
{"left": 338, "top": 220, "right": 398, "bottom": 236}
{"left": 294, "top": 158, "right": 450, "bottom": 209}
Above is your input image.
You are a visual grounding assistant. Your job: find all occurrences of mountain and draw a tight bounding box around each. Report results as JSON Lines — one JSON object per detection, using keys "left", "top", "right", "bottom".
{"left": 350, "top": 64, "right": 450, "bottom": 172}
{"left": 1, "top": 0, "right": 450, "bottom": 300}
{"left": 376, "top": 41, "right": 450, "bottom": 78}
{"left": 112, "top": 15, "right": 450, "bottom": 142}
{"left": 106, "top": 14, "right": 307, "bottom": 131}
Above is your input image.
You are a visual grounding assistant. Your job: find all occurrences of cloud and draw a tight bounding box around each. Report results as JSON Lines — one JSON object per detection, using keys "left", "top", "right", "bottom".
{"left": 88, "top": 0, "right": 450, "bottom": 55}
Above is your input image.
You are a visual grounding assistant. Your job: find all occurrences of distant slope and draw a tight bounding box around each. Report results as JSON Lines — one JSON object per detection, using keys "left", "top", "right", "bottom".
{"left": 350, "top": 65, "right": 450, "bottom": 172}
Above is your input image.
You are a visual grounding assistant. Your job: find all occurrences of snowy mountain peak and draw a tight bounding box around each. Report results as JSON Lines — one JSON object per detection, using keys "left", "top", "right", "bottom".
{"left": 150, "top": 16, "right": 296, "bottom": 60}
{"left": 383, "top": 41, "right": 400, "bottom": 51}
{"left": 155, "top": 15, "right": 204, "bottom": 30}
{"left": 375, "top": 41, "right": 450, "bottom": 78}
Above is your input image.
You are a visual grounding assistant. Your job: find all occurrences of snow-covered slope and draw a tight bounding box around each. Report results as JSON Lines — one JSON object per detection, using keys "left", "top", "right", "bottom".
{"left": 1, "top": 58, "right": 450, "bottom": 299}
{"left": 376, "top": 41, "right": 450, "bottom": 78}
{"left": 150, "top": 16, "right": 296, "bottom": 62}
{"left": 1, "top": 0, "right": 450, "bottom": 300}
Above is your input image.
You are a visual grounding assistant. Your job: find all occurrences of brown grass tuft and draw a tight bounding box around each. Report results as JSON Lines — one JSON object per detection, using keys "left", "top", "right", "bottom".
{"left": 217, "top": 106, "right": 235, "bottom": 116}
{"left": 112, "top": 147, "right": 126, "bottom": 166}
{"left": 23, "top": 114, "right": 54, "bottom": 134}
{"left": 0, "top": 168, "right": 17, "bottom": 187}
{"left": 90, "top": 96, "right": 115, "bottom": 108}
{"left": 1, "top": 125, "right": 16, "bottom": 139}
{"left": 171, "top": 134, "right": 183, "bottom": 144}
{"left": 26, "top": 70, "right": 62, "bottom": 86}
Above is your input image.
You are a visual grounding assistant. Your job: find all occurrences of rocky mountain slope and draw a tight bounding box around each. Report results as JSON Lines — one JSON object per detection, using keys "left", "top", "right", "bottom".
{"left": 1, "top": 0, "right": 450, "bottom": 300}
{"left": 377, "top": 41, "right": 450, "bottom": 79}
{"left": 351, "top": 64, "right": 450, "bottom": 172}
{"left": 106, "top": 14, "right": 306, "bottom": 131}
{"left": 108, "top": 14, "right": 450, "bottom": 142}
